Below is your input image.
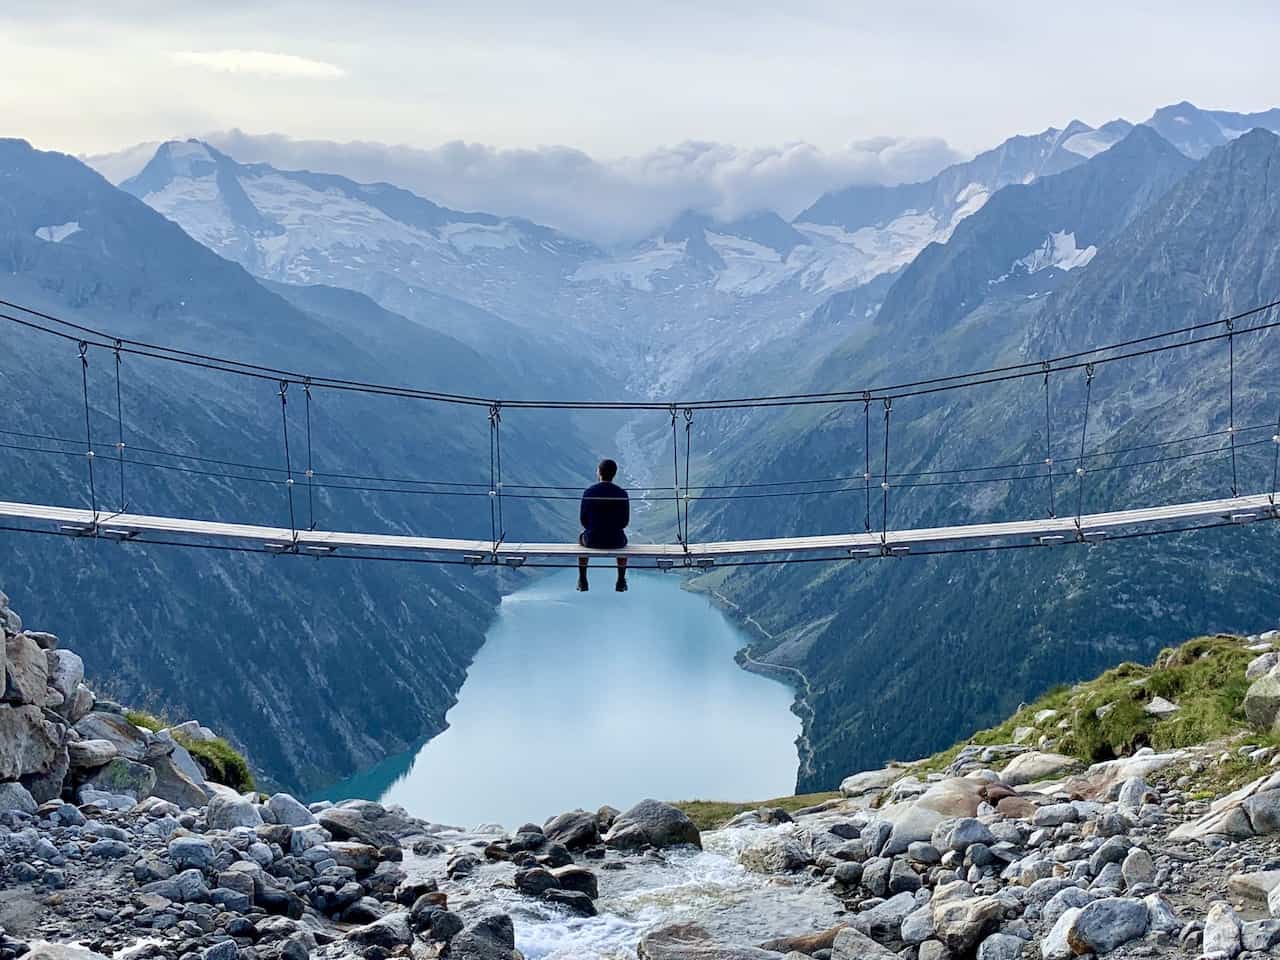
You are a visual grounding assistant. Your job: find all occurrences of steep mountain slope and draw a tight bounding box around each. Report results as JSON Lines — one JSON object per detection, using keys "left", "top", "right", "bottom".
{"left": 696, "top": 130, "right": 1280, "bottom": 793}
{"left": 0, "top": 139, "right": 585, "bottom": 792}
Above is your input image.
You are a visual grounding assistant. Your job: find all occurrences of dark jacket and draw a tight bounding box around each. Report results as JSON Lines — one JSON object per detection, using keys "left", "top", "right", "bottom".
{"left": 580, "top": 481, "right": 629, "bottom": 548}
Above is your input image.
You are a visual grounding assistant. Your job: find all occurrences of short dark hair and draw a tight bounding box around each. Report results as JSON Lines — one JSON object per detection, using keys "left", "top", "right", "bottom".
{"left": 598, "top": 458, "right": 618, "bottom": 481}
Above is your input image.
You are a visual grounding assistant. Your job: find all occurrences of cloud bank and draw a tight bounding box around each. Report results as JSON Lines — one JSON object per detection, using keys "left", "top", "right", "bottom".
{"left": 170, "top": 50, "right": 345, "bottom": 79}
{"left": 97, "top": 130, "right": 962, "bottom": 245}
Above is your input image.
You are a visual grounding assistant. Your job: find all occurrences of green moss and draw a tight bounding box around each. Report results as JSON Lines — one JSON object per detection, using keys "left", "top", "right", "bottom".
{"left": 177, "top": 735, "right": 255, "bottom": 792}
{"left": 673, "top": 791, "right": 841, "bottom": 831}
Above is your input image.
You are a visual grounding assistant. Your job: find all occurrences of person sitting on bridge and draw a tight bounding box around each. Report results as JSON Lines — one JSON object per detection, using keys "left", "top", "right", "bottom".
{"left": 578, "top": 458, "right": 629, "bottom": 593}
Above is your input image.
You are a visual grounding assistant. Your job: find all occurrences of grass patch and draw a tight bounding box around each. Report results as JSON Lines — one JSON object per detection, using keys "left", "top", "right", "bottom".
{"left": 124, "top": 707, "right": 255, "bottom": 792}
{"left": 673, "top": 791, "right": 840, "bottom": 831}
{"left": 125, "top": 709, "right": 166, "bottom": 732}
{"left": 176, "top": 735, "right": 256, "bottom": 792}
{"left": 917, "top": 633, "right": 1263, "bottom": 771}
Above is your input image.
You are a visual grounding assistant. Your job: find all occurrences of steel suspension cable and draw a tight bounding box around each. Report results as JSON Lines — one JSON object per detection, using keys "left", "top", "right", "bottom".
{"left": 76, "top": 342, "right": 98, "bottom": 517}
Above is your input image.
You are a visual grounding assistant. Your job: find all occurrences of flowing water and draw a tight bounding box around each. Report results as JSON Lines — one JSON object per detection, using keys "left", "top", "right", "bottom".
{"left": 322, "top": 569, "right": 800, "bottom": 828}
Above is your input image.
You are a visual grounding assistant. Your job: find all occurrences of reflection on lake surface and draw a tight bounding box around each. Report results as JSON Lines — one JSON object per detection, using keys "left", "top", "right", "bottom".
{"left": 321, "top": 571, "right": 800, "bottom": 827}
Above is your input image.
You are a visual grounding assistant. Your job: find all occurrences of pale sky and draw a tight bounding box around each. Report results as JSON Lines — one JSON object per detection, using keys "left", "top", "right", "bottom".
{"left": 5, "top": 1, "right": 1279, "bottom": 158}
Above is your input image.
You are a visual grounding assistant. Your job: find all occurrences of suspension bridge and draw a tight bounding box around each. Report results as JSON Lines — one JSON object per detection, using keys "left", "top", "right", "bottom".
{"left": 0, "top": 296, "right": 1277, "bottom": 570}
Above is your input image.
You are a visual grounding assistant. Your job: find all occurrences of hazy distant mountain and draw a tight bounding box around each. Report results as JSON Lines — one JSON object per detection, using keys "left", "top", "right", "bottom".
{"left": 1143, "top": 100, "right": 1280, "bottom": 158}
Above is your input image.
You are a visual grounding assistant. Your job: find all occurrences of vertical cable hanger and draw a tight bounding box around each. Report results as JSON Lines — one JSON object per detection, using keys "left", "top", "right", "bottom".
{"left": 1042, "top": 361, "right": 1056, "bottom": 518}
{"left": 862, "top": 392, "right": 872, "bottom": 533}
{"left": 669, "top": 405, "right": 685, "bottom": 549}
{"left": 112, "top": 340, "right": 127, "bottom": 513}
{"left": 1226, "top": 317, "right": 1239, "bottom": 496}
{"left": 303, "top": 379, "right": 316, "bottom": 531}
{"left": 278, "top": 380, "right": 297, "bottom": 546}
{"left": 1074, "top": 363, "right": 1095, "bottom": 536}
{"left": 880, "top": 397, "right": 893, "bottom": 552}
{"left": 682, "top": 408, "right": 694, "bottom": 547}
{"left": 488, "top": 402, "right": 505, "bottom": 557}
{"left": 77, "top": 341, "right": 98, "bottom": 521}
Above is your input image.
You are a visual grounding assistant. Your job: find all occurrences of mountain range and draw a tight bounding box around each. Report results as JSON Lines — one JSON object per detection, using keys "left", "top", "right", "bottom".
{"left": 6, "top": 99, "right": 1280, "bottom": 795}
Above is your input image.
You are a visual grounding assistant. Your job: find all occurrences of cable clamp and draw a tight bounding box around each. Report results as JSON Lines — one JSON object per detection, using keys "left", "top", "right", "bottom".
{"left": 489, "top": 401, "right": 502, "bottom": 425}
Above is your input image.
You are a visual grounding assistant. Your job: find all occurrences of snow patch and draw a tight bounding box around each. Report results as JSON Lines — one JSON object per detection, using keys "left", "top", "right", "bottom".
{"left": 1063, "top": 130, "right": 1122, "bottom": 159}
{"left": 165, "top": 141, "right": 215, "bottom": 177}
{"left": 570, "top": 241, "right": 686, "bottom": 291}
{"left": 34, "top": 221, "right": 81, "bottom": 243}
{"left": 440, "top": 221, "right": 524, "bottom": 253}
{"left": 1013, "top": 231, "right": 1097, "bottom": 275}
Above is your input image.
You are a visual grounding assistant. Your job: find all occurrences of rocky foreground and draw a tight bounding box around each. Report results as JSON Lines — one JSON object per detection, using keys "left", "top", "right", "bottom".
{"left": 5, "top": 592, "right": 1280, "bottom": 960}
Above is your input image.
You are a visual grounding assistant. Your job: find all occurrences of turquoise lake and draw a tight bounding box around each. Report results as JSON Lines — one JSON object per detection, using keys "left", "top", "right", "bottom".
{"left": 321, "top": 570, "right": 801, "bottom": 828}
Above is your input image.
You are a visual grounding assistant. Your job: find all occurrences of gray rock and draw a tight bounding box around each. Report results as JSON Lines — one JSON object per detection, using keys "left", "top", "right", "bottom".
{"left": 84, "top": 757, "right": 156, "bottom": 799}
{"left": 21, "top": 742, "right": 68, "bottom": 805}
{"left": 208, "top": 792, "right": 264, "bottom": 830}
{"left": 4, "top": 633, "right": 47, "bottom": 705}
{"left": 975, "top": 933, "right": 1024, "bottom": 960}
{"left": 67, "top": 739, "right": 118, "bottom": 769}
{"left": 200, "top": 942, "right": 238, "bottom": 960}
{"left": 1247, "top": 652, "right": 1280, "bottom": 680}
{"left": 851, "top": 891, "right": 916, "bottom": 942}
{"left": 290, "top": 823, "right": 331, "bottom": 854}
{"left": 267, "top": 793, "right": 316, "bottom": 827}
{"left": 739, "top": 835, "right": 813, "bottom": 873}
{"left": 1244, "top": 670, "right": 1280, "bottom": 731}
{"left": 1202, "top": 900, "right": 1243, "bottom": 957}
{"left": 1121, "top": 847, "right": 1154, "bottom": 887}
{"left": 932, "top": 818, "right": 996, "bottom": 854}
{"left": 515, "top": 866, "right": 559, "bottom": 895}
{"left": 0, "top": 780, "right": 37, "bottom": 814}
{"left": 1242, "top": 789, "right": 1280, "bottom": 834}
{"left": 1041, "top": 907, "right": 1080, "bottom": 960}
{"left": 1271, "top": 881, "right": 1280, "bottom": 919}
{"left": 149, "top": 744, "right": 209, "bottom": 808}
{"left": 169, "top": 836, "right": 216, "bottom": 871}
{"left": 1143, "top": 893, "right": 1181, "bottom": 934}
{"left": 901, "top": 904, "right": 935, "bottom": 945}
{"left": 317, "top": 805, "right": 397, "bottom": 849}
{"left": 543, "top": 808, "right": 601, "bottom": 849}
{"left": 1242, "top": 919, "right": 1280, "bottom": 952}
{"left": 44, "top": 649, "right": 83, "bottom": 707}
{"left": 0, "top": 704, "right": 59, "bottom": 780}
{"left": 346, "top": 911, "right": 413, "bottom": 949}
{"left": 1065, "top": 897, "right": 1148, "bottom": 954}
{"left": 1031, "top": 803, "right": 1077, "bottom": 828}
{"left": 545, "top": 888, "right": 598, "bottom": 916}
{"left": 73, "top": 711, "right": 150, "bottom": 761}
{"left": 450, "top": 914, "right": 520, "bottom": 960}
{"left": 932, "top": 888, "right": 1003, "bottom": 955}
{"left": 67, "top": 683, "right": 94, "bottom": 724}
{"left": 830, "top": 927, "right": 896, "bottom": 958}
{"left": 604, "top": 799, "right": 701, "bottom": 850}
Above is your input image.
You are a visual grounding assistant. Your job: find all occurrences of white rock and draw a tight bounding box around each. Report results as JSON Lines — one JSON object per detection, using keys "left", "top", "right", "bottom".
{"left": 1203, "top": 900, "right": 1243, "bottom": 957}
{"left": 1143, "top": 696, "right": 1179, "bottom": 717}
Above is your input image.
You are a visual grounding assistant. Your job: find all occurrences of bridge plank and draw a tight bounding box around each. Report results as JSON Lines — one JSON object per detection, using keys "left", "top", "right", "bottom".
{"left": 0, "top": 493, "right": 1271, "bottom": 561}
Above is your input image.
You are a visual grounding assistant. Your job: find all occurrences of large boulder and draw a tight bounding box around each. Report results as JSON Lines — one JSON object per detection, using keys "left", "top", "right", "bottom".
{"left": 268, "top": 793, "right": 316, "bottom": 827}
{"left": 637, "top": 923, "right": 784, "bottom": 959}
{"left": 68, "top": 739, "right": 118, "bottom": 770}
{"left": 22, "top": 945, "right": 111, "bottom": 960}
{"left": 1000, "top": 751, "right": 1081, "bottom": 786}
{"left": 45, "top": 649, "right": 84, "bottom": 707}
{"left": 830, "top": 928, "right": 896, "bottom": 958}
{"left": 148, "top": 742, "right": 209, "bottom": 808}
{"left": 448, "top": 914, "right": 520, "bottom": 960}
{"left": 604, "top": 799, "right": 702, "bottom": 850}
{"left": 0, "top": 780, "right": 37, "bottom": 814}
{"left": 0, "top": 704, "right": 59, "bottom": 780}
{"left": 84, "top": 757, "right": 157, "bottom": 800}
{"left": 318, "top": 805, "right": 398, "bottom": 849}
{"left": 1065, "top": 897, "right": 1149, "bottom": 954}
{"left": 1170, "top": 771, "right": 1280, "bottom": 840}
{"left": 3, "top": 633, "right": 47, "bottom": 705}
{"left": 74, "top": 712, "right": 151, "bottom": 761}
{"left": 207, "top": 791, "right": 264, "bottom": 830}
{"left": 839, "top": 766, "right": 906, "bottom": 801}
{"left": 346, "top": 912, "right": 414, "bottom": 950}
{"left": 543, "top": 808, "right": 601, "bottom": 849}
{"left": 1244, "top": 667, "right": 1280, "bottom": 732}
{"left": 931, "top": 885, "right": 1003, "bottom": 955}
{"left": 850, "top": 891, "right": 917, "bottom": 943}
{"left": 739, "top": 834, "right": 813, "bottom": 873}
